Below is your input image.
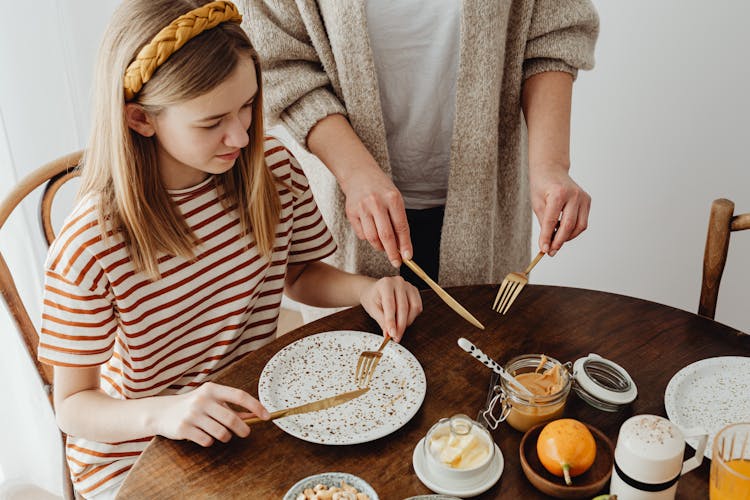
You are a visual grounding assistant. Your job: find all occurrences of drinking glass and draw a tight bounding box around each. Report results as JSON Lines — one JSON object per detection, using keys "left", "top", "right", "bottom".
{"left": 710, "top": 422, "right": 750, "bottom": 500}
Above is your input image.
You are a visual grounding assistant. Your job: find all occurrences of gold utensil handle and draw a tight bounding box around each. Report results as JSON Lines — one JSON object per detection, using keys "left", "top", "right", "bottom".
{"left": 403, "top": 259, "right": 484, "bottom": 330}
{"left": 244, "top": 410, "right": 287, "bottom": 425}
{"left": 525, "top": 251, "right": 545, "bottom": 274}
{"left": 243, "top": 387, "right": 369, "bottom": 425}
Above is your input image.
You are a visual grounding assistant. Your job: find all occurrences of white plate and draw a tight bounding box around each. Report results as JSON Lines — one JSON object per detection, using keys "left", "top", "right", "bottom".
{"left": 283, "top": 472, "right": 378, "bottom": 500}
{"left": 664, "top": 356, "right": 750, "bottom": 458}
{"left": 412, "top": 438, "right": 503, "bottom": 498}
{"left": 258, "top": 330, "right": 426, "bottom": 445}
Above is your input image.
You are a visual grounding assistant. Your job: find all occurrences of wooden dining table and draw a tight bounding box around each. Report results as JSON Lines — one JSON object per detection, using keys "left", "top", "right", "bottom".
{"left": 117, "top": 285, "right": 750, "bottom": 499}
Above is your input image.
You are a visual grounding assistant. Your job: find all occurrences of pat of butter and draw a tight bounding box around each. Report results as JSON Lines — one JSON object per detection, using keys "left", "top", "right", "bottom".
{"left": 429, "top": 428, "right": 489, "bottom": 469}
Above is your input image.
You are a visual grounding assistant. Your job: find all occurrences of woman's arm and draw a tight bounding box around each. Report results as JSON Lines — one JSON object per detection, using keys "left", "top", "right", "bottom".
{"left": 284, "top": 261, "right": 421, "bottom": 341}
{"left": 242, "top": 2, "right": 412, "bottom": 265}
{"left": 54, "top": 366, "right": 269, "bottom": 446}
{"left": 522, "top": 71, "right": 591, "bottom": 256}
{"left": 307, "top": 114, "right": 412, "bottom": 266}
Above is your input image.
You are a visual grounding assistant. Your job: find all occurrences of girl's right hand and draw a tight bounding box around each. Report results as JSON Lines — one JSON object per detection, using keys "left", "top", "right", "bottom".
{"left": 154, "top": 382, "right": 270, "bottom": 447}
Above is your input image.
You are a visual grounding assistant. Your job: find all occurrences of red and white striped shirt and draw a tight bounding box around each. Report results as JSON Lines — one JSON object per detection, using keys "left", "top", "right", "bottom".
{"left": 38, "top": 138, "right": 336, "bottom": 497}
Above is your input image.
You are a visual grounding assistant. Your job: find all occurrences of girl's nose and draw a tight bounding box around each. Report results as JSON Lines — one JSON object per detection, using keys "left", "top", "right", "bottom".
{"left": 224, "top": 116, "right": 249, "bottom": 149}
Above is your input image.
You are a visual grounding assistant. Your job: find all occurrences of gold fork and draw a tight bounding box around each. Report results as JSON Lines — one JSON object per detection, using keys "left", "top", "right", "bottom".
{"left": 354, "top": 334, "right": 391, "bottom": 387}
{"left": 492, "top": 250, "right": 545, "bottom": 314}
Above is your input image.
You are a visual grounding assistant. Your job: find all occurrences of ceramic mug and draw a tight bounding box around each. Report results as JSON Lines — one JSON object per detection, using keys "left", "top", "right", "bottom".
{"left": 609, "top": 414, "right": 707, "bottom": 500}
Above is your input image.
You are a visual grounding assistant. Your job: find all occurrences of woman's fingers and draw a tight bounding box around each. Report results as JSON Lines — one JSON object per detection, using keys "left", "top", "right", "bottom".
{"left": 345, "top": 181, "right": 413, "bottom": 264}
{"left": 569, "top": 194, "right": 590, "bottom": 241}
{"left": 359, "top": 214, "right": 385, "bottom": 252}
{"left": 538, "top": 190, "right": 562, "bottom": 255}
{"left": 388, "top": 204, "right": 413, "bottom": 262}
{"left": 373, "top": 207, "right": 402, "bottom": 267}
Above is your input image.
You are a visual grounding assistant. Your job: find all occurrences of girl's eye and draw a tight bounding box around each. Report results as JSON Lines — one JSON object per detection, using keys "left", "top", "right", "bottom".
{"left": 203, "top": 122, "right": 221, "bottom": 129}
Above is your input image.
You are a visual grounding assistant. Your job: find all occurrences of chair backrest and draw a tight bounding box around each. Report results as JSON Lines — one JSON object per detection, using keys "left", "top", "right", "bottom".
{"left": 699, "top": 198, "right": 750, "bottom": 319}
{"left": 0, "top": 150, "right": 82, "bottom": 500}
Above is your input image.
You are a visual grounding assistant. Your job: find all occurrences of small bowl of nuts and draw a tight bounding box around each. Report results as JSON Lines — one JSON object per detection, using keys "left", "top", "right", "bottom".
{"left": 283, "top": 472, "right": 378, "bottom": 500}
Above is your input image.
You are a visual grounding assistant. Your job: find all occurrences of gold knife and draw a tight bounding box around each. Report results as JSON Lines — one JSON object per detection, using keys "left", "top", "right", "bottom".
{"left": 403, "top": 258, "right": 485, "bottom": 330}
{"left": 243, "top": 387, "right": 369, "bottom": 425}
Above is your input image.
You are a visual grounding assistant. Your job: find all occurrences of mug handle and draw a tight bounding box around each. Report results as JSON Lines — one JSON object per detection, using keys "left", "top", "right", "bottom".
{"left": 678, "top": 426, "right": 708, "bottom": 475}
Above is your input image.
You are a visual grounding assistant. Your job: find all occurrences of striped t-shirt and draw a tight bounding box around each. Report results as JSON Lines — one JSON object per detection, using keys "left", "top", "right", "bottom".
{"left": 38, "top": 138, "right": 336, "bottom": 498}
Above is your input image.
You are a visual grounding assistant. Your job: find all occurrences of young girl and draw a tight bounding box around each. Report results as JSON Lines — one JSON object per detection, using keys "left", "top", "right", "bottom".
{"left": 38, "top": 1, "right": 422, "bottom": 498}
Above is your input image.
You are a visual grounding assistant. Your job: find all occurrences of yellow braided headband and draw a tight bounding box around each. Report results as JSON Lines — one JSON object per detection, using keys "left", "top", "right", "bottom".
{"left": 123, "top": 1, "right": 242, "bottom": 101}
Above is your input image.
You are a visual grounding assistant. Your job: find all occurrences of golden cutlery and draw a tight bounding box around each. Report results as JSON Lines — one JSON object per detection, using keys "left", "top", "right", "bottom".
{"left": 403, "top": 258, "right": 484, "bottom": 330}
{"left": 244, "top": 387, "right": 369, "bottom": 425}
{"left": 492, "top": 251, "right": 545, "bottom": 314}
{"left": 354, "top": 333, "right": 390, "bottom": 387}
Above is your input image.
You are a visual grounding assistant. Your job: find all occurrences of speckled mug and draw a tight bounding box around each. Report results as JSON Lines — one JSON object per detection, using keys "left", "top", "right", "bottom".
{"left": 610, "top": 414, "right": 707, "bottom": 500}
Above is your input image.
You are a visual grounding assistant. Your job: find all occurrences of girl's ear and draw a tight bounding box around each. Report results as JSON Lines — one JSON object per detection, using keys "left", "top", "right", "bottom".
{"left": 124, "top": 103, "right": 156, "bottom": 137}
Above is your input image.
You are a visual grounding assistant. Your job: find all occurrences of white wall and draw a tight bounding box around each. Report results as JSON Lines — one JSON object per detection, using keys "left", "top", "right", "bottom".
{"left": 0, "top": 0, "right": 747, "bottom": 496}
{"left": 533, "top": 2, "right": 750, "bottom": 334}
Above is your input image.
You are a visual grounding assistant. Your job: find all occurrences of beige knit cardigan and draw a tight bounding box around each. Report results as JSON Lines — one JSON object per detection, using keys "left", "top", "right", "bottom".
{"left": 241, "top": 0, "right": 599, "bottom": 286}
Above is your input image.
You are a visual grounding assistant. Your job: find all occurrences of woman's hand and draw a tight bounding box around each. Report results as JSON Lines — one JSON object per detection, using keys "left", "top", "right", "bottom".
{"left": 342, "top": 168, "right": 413, "bottom": 267}
{"left": 529, "top": 163, "right": 590, "bottom": 256}
{"left": 359, "top": 276, "right": 422, "bottom": 342}
{"left": 307, "top": 114, "right": 413, "bottom": 267}
{"left": 154, "top": 382, "right": 270, "bottom": 447}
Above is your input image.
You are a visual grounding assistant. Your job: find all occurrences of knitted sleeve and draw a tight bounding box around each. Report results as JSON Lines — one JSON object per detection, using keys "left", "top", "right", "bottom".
{"left": 523, "top": 0, "right": 600, "bottom": 81}
{"left": 240, "top": 0, "right": 347, "bottom": 147}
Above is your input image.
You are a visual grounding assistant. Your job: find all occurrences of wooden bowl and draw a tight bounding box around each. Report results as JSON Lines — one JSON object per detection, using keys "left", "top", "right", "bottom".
{"left": 519, "top": 422, "right": 614, "bottom": 499}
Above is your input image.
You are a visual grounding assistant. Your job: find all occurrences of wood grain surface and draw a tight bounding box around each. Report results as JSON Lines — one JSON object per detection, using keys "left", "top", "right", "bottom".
{"left": 117, "top": 285, "right": 750, "bottom": 499}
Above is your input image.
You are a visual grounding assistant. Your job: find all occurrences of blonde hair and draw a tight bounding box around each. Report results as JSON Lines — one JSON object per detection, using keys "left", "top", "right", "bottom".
{"left": 80, "top": 0, "right": 280, "bottom": 279}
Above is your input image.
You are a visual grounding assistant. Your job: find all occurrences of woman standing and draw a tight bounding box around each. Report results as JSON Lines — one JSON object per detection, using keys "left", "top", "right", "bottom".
{"left": 241, "top": 0, "right": 599, "bottom": 288}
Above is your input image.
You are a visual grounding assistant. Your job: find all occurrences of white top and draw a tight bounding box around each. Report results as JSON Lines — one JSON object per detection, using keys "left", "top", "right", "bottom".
{"left": 365, "top": 0, "right": 462, "bottom": 209}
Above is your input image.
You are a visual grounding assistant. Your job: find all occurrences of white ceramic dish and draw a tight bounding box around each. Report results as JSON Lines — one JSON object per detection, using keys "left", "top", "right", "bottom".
{"left": 283, "top": 472, "right": 378, "bottom": 500}
{"left": 664, "top": 356, "right": 750, "bottom": 458}
{"left": 259, "top": 330, "right": 426, "bottom": 444}
{"left": 412, "top": 437, "right": 504, "bottom": 498}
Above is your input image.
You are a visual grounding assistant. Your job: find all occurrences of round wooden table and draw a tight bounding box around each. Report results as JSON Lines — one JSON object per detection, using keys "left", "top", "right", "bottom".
{"left": 116, "top": 285, "right": 750, "bottom": 499}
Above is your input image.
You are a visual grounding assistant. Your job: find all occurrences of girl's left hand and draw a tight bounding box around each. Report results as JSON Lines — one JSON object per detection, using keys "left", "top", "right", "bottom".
{"left": 359, "top": 276, "right": 422, "bottom": 342}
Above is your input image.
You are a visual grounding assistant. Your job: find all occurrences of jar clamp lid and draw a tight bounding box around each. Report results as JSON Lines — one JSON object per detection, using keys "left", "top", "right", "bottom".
{"left": 571, "top": 353, "right": 637, "bottom": 411}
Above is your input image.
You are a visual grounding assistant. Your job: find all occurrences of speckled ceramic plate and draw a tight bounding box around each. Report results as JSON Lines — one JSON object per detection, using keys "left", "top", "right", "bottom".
{"left": 283, "top": 472, "right": 379, "bottom": 500}
{"left": 664, "top": 356, "right": 750, "bottom": 458}
{"left": 259, "top": 330, "right": 426, "bottom": 445}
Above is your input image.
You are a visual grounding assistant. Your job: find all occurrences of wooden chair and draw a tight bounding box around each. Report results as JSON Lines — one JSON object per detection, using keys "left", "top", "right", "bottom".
{"left": 0, "top": 151, "right": 83, "bottom": 500}
{"left": 699, "top": 198, "right": 750, "bottom": 319}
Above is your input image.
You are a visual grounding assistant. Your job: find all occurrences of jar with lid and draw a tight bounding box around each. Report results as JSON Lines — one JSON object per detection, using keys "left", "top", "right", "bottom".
{"left": 482, "top": 354, "right": 571, "bottom": 432}
{"left": 480, "top": 352, "right": 637, "bottom": 432}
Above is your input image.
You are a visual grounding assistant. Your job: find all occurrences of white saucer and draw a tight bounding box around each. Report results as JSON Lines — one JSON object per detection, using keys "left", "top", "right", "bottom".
{"left": 412, "top": 438, "right": 504, "bottom": 498}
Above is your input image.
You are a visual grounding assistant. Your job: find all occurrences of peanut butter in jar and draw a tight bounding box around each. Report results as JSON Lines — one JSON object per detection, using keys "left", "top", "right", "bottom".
{"left": 502, "top": 354, "right": 571, "bottom": 432}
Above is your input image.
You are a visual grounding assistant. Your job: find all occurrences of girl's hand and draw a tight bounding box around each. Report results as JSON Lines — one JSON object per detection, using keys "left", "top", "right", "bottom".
{"left": 530, "top": 163, "right": 591, "bottom": 257}
{"left": 359, "top": 276, "right": 422, "bottom": 342}
{"left": 154, "top": 382, "right": 269, "bottom": 447}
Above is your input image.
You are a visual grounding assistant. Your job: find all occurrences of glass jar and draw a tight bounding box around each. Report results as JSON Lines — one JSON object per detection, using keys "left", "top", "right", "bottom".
{"left": 482, "top": 354, "right": 571, "bottom": 432}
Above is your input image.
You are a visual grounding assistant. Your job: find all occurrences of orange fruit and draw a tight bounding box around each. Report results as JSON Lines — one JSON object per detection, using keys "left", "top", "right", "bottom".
{"left": 536, "top": 418, "right": 597, "bottom": 485}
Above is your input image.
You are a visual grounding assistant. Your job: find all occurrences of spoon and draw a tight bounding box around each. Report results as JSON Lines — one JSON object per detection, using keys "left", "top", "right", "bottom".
{"left": 457, "top": 337, "right": 533, "bottom": 396}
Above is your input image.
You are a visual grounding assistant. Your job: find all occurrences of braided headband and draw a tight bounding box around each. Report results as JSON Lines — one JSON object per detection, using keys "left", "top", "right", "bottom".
{"left": 123, "top": 1, "right": 242, "bottom": 101}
